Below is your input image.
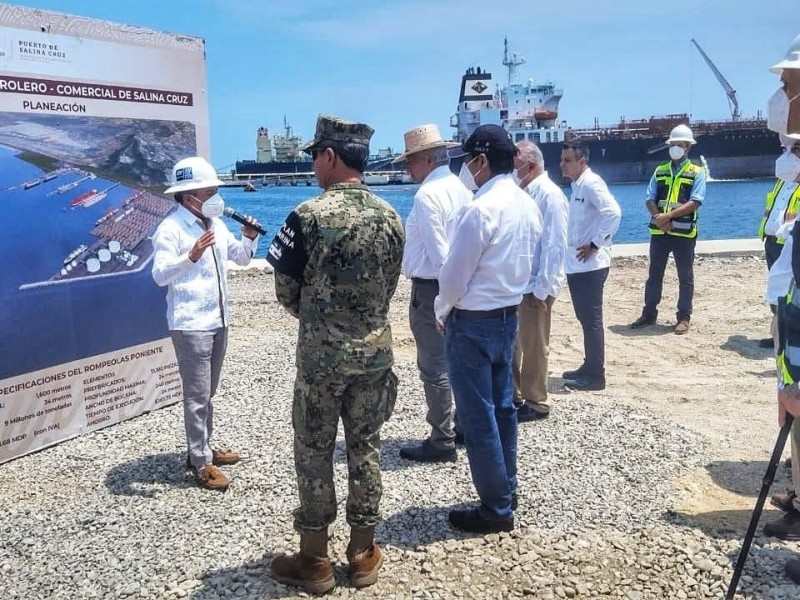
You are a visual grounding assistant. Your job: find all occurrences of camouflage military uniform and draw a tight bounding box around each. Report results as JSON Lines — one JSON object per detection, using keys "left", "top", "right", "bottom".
{"left": 267, "top": 182, "right": 404, "bottom": 532}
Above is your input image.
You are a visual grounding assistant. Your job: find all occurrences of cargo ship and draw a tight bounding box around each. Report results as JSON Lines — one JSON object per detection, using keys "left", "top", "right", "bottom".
{"left": 234, "top": 117, "right": 400, "bottom": 179}
{"left": 70, "top": 189, "right": 107, "bottom": 208}
{"left": 451, "top": 38, "right": 780, "bottom": 183}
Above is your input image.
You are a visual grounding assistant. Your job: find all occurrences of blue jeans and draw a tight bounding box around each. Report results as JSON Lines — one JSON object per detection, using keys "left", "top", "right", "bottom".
{"left": 445, "top": 308, "right": 518, "bottom": 520}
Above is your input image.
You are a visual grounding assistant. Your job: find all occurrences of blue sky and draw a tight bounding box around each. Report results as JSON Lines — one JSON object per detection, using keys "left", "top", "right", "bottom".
{"left": 9, "top": 0, "right": 799, "bottom": 168}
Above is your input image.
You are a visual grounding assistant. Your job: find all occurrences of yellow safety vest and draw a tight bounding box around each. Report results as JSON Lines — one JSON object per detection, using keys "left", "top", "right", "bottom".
{"left": 758, "top": 180, "right": 800, "bottom": 244}
{"left": 648, "top": 160, "right": 702, "bottom": 239}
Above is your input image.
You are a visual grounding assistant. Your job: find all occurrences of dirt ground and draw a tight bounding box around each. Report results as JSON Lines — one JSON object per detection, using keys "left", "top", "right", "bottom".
{"left": 389, "top": 254, "right": 786, "bottom": 533}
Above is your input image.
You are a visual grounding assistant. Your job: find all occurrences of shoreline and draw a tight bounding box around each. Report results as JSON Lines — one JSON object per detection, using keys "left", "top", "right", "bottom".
{"left": 230, "top": 237, "right": 766, "bottom": 273}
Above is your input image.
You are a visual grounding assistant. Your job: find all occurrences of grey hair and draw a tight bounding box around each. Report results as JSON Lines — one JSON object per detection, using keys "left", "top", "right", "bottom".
{"left": 416, "top": 146, "right": 450, "bottom": 166}
{"left": 516, "top": 140, "right": 544, "bottom": 169}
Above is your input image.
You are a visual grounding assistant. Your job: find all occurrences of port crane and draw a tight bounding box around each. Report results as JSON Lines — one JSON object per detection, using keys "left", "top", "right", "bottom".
{"left": 691, "top": 38, "right": 740, "bottom": 122}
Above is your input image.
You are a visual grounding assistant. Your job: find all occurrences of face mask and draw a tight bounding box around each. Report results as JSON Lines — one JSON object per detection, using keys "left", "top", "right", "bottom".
{"left": 458, "top": 158, "right": 480, "bottom": 191}
{"left": 768, "top": 87, "right": 800, "bottom": 135}
{"left": 776, "top": 150, "right": 800, "bottom": 182}
{"left": 668, "top": 145, "right": 685, "bottom": 161}
{"left": 200, "top": 193, "right": 225, "bottom": 218}
{"left": 511, "top": 169, "right": 523, "bottom": 186}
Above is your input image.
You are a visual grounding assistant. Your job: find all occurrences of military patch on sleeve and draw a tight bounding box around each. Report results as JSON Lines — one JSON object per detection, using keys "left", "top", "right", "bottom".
{"left": 266, "top": 210, "right": 308, "bottom": 280}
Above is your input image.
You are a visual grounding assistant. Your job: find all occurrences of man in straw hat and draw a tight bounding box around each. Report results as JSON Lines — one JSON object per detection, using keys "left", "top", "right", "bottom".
{"left": 394, "top": 124, "right": 472, "bottom": 463}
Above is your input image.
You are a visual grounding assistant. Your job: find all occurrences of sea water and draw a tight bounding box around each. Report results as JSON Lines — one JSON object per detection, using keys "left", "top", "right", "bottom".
{"left": 224, "top": 179, "right": 776, "bottom": 257}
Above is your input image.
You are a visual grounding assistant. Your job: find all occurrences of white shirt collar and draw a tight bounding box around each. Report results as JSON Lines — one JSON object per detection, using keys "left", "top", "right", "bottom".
{"left": 474, "top": 173, "right": 515, "bottom": 200}
{"left": 421, "top": 164, "right": 452, "bottom": 186}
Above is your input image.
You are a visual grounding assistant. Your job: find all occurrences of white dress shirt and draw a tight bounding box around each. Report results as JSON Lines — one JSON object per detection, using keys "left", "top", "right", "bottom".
{"left": 434, "top": 174, "right": 543, "bottom": 323}
{"left": 524, "top": 171, "right": 569, "bottom": 300}
{"left": 765, "top": 181, "right": 800, "bottom": 237}
{"left": 152, "top": 205, "right": 258, "bottom": 330}
{"left": 565, "top": 167, "right": 622, "bottom": 274}
{"left": 402, "top": 165, "right": 472, "bottom": 279}
{"left": 767, "top": 221, "right": 796, "bottom": 305}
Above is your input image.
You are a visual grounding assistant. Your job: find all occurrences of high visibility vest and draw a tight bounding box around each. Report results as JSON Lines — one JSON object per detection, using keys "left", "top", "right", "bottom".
{"left": 778, "top": 280, "right": 800, "bottom": 385}
{"left": 648, "top": 160, "right": 702, "bottom": 239}
{"left": 758, "top": 180, "right": 800, "bottom": 244}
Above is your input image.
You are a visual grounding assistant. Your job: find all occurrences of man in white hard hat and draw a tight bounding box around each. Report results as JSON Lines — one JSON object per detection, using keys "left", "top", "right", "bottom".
{"left": 151, "top": 156, "right": 261, "bottom": 492}
{"left": 760, "top": 34, "right": 800, "bottom": 584}
{"left": 394, "top": 124, "right": 472, "bottom": 463}
{"left": 767, "top": 33, "right": 800, "bottom": 139}
{"left": 629, "top": 124, "right": 706, "bottom": 335}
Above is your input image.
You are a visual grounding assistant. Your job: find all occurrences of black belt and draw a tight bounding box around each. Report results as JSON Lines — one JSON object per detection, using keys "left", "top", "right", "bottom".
{"left": 411, "top": 277, "right": 438, "bottom": 285}
{"left": 454, "top": 305, "right": 517, "bottom": 320}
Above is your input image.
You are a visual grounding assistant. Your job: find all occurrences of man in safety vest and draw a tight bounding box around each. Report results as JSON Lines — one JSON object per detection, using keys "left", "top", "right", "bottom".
{"left": 758, "top": 134, "right": 800, "bottom": 348}
{"left": 629, "top": 124, "right": 706, "bottom": 335}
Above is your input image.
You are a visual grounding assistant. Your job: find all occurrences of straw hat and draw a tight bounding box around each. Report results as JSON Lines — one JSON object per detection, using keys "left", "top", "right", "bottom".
{"left": 393, "top": 124, "right": 459, "bottom": 162}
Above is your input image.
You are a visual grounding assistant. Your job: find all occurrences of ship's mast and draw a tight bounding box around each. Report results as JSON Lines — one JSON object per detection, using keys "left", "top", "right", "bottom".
{"left": 502, "top": 36, "right": 525, "bottom": 87}
{"left": 690, "top": 38, "right": 740, "bottom": 121}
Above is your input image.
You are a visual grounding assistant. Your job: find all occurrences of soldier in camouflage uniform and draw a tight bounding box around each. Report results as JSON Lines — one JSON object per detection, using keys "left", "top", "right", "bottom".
{"left": 266, "top": 115, "right": 405, "bottom": 595}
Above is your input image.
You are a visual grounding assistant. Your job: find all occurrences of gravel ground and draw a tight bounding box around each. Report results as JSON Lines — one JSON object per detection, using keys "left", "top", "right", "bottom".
{"left": 1, "top": 263, "right": 799, "bottom": 599}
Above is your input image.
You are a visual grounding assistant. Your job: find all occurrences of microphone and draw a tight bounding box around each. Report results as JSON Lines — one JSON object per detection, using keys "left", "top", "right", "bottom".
{"left": 223, "top": 207, "right": 266, "bottom": 236}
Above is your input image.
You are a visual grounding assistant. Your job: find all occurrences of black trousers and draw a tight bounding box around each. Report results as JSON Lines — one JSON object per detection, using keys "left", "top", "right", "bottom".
{"left": 643, "top": 234, "right": 696, "bottom": 322}
{"left": 764, "top": 235, "right": 783, "bottom": 270}
{"left": 566, "top": 267, "right": 609, "bottom": 377}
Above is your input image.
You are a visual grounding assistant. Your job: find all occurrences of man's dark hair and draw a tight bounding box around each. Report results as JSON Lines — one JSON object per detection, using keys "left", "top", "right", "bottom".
{"left": 173, "top": 192, "right": 185, "bottom": 203}
{"left": 470, "top": 150, "right": 515, "bottom": 175}
{"left": 562, "top": 140, "right": 590, "bottom": 163}
{"left": 316, "top": 140, "right": 369, "bottom": 173}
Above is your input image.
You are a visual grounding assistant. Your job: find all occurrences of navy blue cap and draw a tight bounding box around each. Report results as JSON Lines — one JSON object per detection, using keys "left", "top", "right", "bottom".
{"left": 461, "top": 124, "right": 517, "bottom": 156}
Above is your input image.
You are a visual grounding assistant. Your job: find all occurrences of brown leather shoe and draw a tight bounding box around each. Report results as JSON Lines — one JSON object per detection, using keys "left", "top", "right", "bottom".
{"left": 185, "top": 448, "right": 241, "bottom": 470}
{"left": 674, "top": 320, "right": 690, "bottom": 335}
{"left": 194, "top": 464, "right": 229, "bottom": 492}
{"left": 212, "top": 448, "right": 240, "bottom": 465}
{"left": 271, "top": 530, "right": 334, "bottom": 595}
{"left": 347, "top": 526, "right": 383, "bottom": 588}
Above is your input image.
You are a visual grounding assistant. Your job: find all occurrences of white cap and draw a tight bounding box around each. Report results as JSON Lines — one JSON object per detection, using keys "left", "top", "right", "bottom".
{"left": 164, "top": 156, "right": 225, "bottom": 195}
{"left": 771, "top": 34, "right": 800, "bottom": 74}
{"left": 667, "top": 124, "right": 697, "bottom": 145}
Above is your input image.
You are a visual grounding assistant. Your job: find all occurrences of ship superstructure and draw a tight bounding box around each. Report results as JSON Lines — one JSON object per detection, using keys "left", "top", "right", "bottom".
{"left": 451, "top": 38, "right": 780, "bottom": 183}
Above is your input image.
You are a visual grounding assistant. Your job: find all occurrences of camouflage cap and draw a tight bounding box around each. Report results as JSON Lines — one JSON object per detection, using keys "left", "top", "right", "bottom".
{"left": 302, "top": 114, "right": 374, "bottom": 153}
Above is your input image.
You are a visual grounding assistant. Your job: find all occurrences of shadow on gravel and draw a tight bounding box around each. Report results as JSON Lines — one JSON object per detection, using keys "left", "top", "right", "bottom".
{"left": 706, "top": 460, "right": 791, "bottom": 498}
{"left": 608, "top": 323, "right": 675, "bottom": 337}
{"left": 190, "top": 551, "right": 383, "bottom": 599}
{"left": 334, "top": 437, "right": 448, "bottom": 471}
{"left": 721, "top": 335, "right": 774, "bottom": 360}
{"left": 104, "top": 451, "right": 194, "bottom": 497}
{"left": 379, "top": 503, "right": 478, "bottom": 549}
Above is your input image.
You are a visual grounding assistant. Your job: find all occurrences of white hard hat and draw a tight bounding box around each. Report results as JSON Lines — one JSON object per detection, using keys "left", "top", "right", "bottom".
{"left": 771, "top": 34, "right": 800, "bottom": 74}
{"left": 164, "top": 156, "right": 224, "bottom": 194}
{"left": 667, "top": 124, "right": 696, "bottom": 145}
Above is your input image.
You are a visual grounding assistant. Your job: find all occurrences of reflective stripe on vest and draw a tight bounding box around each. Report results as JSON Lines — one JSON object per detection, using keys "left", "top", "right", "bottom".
{"left": 758, "top": 179, "right": 800, "bottom": 244}
{"left": 778, "top": 280, "right": 800, "bottom": 385}
{"left": 648, "top": 160, "right": 701, "bottom": 239}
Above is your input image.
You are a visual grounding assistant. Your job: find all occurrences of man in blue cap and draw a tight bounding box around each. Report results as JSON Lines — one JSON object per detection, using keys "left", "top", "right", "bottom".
{"left": 435, "top": 124, "right": 542, "bottom": 533}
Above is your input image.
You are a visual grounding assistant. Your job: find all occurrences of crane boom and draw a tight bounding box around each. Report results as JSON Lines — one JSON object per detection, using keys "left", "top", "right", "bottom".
{"left": 691, "top": 38, "right": 740, "bottom": 121}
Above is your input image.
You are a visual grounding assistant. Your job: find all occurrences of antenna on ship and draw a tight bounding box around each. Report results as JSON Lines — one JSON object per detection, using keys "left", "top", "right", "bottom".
{"left": 690, "top": 38, "right": 740, "bottom": 122}
{"left": 502, "top": 36, "right": 525, "bottom": 87}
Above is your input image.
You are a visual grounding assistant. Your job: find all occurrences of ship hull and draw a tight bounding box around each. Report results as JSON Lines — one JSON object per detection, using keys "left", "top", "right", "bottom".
{"left": 538, "top": 127, "right": 780, "bottom": 183}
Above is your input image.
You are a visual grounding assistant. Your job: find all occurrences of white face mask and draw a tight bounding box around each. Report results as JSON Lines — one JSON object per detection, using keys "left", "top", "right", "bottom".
{"left": 511, "top": 169, "right": 523, "bottom": 187}
{"left": 668, "top": 145, "right": 686, "bottom": 161}
{"left": 200, "top": 193, "right": 225, "bottom": 218}
{"left": 458, "top": 158, "right": 480, "bottom": 191}
{"left": 776, "top": 150, "right": 800, "bottom": 182}
{"left": 768, "top": 87, "right": 800, "bottom": 135}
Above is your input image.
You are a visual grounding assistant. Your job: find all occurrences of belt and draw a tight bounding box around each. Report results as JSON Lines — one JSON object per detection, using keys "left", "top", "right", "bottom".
{"left": 411, "top": 277, "right": 438, "bottom": 285}
{"left": 454, "top": 305, "right": 517, "bottom": 320}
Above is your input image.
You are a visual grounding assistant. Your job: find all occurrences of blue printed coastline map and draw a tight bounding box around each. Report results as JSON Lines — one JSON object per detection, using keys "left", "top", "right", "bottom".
{"left": 0, "top": 145, "right": 180, "bottom": 380}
